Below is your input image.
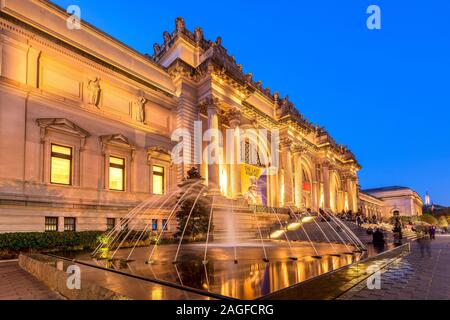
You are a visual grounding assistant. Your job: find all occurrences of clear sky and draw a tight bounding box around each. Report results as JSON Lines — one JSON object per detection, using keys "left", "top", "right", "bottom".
{"left": 52, "top": 0, "right": 450, "bottom": 205}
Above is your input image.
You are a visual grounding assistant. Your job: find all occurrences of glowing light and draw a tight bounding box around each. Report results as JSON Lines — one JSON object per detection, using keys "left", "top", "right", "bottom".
{"left": 220, "top": 166, "right": 227, "bottom": 195}
{"left": 301, "top": 216, "right": 314, "bottom": 223}
{"left": 270, "top": 229, "right": 285, "bottom": 239}
{"left": 287, "top": 222, "right": 301, "bottom": 231}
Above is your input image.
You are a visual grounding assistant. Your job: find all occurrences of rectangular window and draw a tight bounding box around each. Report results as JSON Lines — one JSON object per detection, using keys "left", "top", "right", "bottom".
{"left": 152, "top": 165, "right": 165, "bottom": 195}
{"left": 162, "top": 219, "right": 168, "bottom": 231}
{"left": 64, "top": 217, "right": 76, "bottom": 232}
{"left": 106, "top": 218, "right": 116, "bottom": 231}
{"left": 50, "top": 144, "right": 72, "bottom": 185}
{"left": 109, "top": 156, "right": 125, "bottom": 191}
{"left": 151, "top": 219, "right": 158, "bottom": 231}
{"left": 45, "top": 217, "right": 58, "bottom": 232}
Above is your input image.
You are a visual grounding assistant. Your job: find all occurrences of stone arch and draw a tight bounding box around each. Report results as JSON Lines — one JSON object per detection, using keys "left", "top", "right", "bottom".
{"left": 300, "top": 155, "right": 314, "bottom": 209}
{"left": 237, "top": 125, "right": 273, "bottom": 205}
{"left": 330, "top": 170, "right": 342, "bottom": 213}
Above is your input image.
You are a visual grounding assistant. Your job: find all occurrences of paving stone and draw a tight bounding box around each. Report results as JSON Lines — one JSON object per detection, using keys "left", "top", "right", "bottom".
{"left": 344, "top": 236, "right": 450, "bottom": 300}
{"left": 0, "top": 261, "right": 63, "bottom": 300}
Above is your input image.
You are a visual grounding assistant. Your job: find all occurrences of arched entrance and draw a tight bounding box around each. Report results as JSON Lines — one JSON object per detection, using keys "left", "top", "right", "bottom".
{"left": 238, "top": 128, "right": 272, "bottom": 206}
{"left": 301, "top": 157, "right": 314, "bottom": 210}
{"left": 330, "top": 171, "right": 342, "bottom": 213}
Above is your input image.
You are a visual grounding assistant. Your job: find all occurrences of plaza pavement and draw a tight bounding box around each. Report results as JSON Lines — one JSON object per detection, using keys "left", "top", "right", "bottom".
{"left": 0, "top": 260, "right": 63, "bottom": 300}
{"left": 340, "top": 235, "right": 450, "bottom": 300}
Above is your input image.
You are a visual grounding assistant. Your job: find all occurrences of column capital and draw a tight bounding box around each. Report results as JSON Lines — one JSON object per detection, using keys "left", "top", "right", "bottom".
{"left": 292, "top": 144, "right": 306, "bottom": 156}
{"left": 227, "top": 107, "right": 241, "bottom": 128}
{"left": 199, "top": 95, "right": 221, "bottom": 112}
{"left": 279, "top": 137, "right": 292, "bottom": 150}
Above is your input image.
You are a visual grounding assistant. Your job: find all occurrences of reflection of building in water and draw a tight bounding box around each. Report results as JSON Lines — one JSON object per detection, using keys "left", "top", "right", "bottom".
{"left": 0, "top": 2, "right": 363, "bottom": 232}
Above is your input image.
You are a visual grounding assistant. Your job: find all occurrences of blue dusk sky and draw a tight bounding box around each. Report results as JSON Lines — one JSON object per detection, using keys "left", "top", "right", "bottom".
{"left": 52, "top": 0, "right": 450, "bottom": 205}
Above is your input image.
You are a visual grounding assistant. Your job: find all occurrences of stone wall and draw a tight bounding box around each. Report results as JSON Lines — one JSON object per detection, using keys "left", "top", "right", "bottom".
{"left": 19, "top": 253, "right": 130, "bottom": 300}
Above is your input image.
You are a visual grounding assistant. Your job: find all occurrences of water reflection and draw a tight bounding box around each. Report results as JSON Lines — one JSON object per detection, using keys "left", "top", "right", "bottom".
{"left": 72, "top": 243, "right": 362, "bottom": 300}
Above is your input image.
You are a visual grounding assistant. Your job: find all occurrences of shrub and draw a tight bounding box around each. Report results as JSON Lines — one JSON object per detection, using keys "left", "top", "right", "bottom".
{"left": 0, "top": 231, "right": 103, "bottom": 251}
{"left": 420, "top": 214, "right": 438, "bottom": 226}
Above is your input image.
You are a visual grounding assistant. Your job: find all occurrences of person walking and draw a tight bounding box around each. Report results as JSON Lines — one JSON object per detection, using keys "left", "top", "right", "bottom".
{"left": 429, "top": 225, "right": 436, "bottom": 240}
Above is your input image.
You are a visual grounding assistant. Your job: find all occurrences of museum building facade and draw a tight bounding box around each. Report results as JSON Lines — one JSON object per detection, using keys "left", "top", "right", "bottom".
{"left": 0, "top": 0, "right": 361, "bottom": 232}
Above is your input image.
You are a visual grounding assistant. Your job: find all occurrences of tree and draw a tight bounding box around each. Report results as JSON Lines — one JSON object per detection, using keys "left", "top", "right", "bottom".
{"left": 438, "top": 216, "right": 448, "bottom": 230}
{"left": 420, "top": 214, "right": 438, "bottom": 225}
{"left": 175, "top": 167, "right": 212, "bottom": 242}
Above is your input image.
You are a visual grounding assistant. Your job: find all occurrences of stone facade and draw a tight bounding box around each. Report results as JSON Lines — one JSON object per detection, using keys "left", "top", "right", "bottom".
{"left": 0, "top": 1, "right": 360, "bottom": 233}
{"left": 360, "top": 186, "right": 423, "bottom": 219}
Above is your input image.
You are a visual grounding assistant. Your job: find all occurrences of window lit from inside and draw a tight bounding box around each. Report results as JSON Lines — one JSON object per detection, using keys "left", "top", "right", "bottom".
{"left": 45, "top": 217, "right": 58, "bottom": 232}
{"left": 109, "top": 156, "right": 125, "bottom": 191}
{"left": 107, "top": 218, "right": 116, "bottom": 231}
{"left": 152, "top": 219, "right": 158, "bottom": 231}
{"left": 153, "top": 165, "right": 165, "bottom": 195}
{"left": 51, "top": 144, "right": 72, "bottom": 185}
{"left": 64, "top": 217, "right": 76, "bottom": 231}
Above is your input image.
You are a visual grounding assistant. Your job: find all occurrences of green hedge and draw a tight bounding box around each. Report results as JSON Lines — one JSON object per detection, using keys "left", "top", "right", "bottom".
{"left": 0, "top": 231, "right": 103, "bottom": 251}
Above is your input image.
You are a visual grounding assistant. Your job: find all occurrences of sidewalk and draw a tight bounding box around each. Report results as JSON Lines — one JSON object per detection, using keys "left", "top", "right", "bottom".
{"left": 341, "top": 235, "right": 450, "bottom": 300}
{"left": 0, "top": 261, "right": 63, "bottom": 300}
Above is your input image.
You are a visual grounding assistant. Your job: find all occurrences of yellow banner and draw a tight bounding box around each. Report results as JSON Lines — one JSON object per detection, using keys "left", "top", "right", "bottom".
{"left": 241, "top": 163, "right": 263, "bottom": 196}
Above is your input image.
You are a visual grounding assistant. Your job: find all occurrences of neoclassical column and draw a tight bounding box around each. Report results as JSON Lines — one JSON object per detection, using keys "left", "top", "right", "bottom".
{"left": 279, "top": 137, "right": 294, "bottom": 206}
{"left": 311, "top": 164, "right": 320, "bottom": 211}
{"left": 352, "top": 176, "right": 359, "bottom": 213}
{"left": 206, "top": 98, "right": 221, "bottom": 193}
{"left": 322, "top": 160, "right": 331, "bottom": 210}
{"left": 228, "top": 108, "right": 242, "bottom": 198}
{"left": 292, "top": 145, "right": 304, "bottom": 209}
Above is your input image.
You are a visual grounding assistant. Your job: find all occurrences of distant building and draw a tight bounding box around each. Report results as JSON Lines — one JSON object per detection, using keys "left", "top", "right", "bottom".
{"left": 425, "top": 192, "right": 431, "bottom": 206}
{"left": 359, "top": 186, "right": 423, "bottom": 219}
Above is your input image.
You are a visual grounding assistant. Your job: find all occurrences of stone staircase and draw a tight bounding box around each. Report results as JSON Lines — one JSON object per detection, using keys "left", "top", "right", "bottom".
{"left": 211, "top": 196, "right": 289, "bottom": 242}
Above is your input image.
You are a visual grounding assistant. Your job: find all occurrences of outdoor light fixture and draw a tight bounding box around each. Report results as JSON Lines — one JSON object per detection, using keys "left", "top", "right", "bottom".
{"left": 270, "top": 229, "right": 285, "bottom": 239}
{"left": 287, "top": 222, "right": 301, "bottom": 231}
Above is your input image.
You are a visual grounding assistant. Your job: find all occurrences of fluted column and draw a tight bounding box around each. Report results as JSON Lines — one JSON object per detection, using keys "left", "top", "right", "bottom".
{"left": 280, "top": 138, "right": 294, "bottom": 206}
{"left": 229, "top": 109, "right": 242, "bottom": 198}
{"left": 207, "top": 100, "right": 220, "bottom": 193}
{"left": 293, "top": 145, "right": 304, "bottom": 209}
{"left": 352, "top": 177, "right": 359, "bottom": 213}
{"left": 322, "top": 161, "right": 331, "bottom": 210}
{"left": 346, "top": 176, "right": 354, "bottom": 212}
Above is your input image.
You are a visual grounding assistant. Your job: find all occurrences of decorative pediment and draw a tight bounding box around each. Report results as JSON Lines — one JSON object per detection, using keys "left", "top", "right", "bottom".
{"left": 100, "top": 134, "right": 136, "bottom": 156}
{"left": 37, "top": 118, "right": 90, "bottom": 140}
{"left": 147, "top": 146, "right": 172, "bottom": 163}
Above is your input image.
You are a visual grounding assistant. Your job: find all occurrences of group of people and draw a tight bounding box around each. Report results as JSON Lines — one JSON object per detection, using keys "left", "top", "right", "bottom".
{"left": 366, "top": 226, "right": 385, "bottom": 246}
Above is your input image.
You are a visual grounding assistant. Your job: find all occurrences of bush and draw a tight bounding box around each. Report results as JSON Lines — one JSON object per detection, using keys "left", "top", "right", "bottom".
{"left": 438, "top": 216, "right": 449, "bottom": 229}
{"left": 420, "top": 214, "right": 438, "bottom": 226}
{"left": 0, "top": 231, "right": 103, "bottom": 251}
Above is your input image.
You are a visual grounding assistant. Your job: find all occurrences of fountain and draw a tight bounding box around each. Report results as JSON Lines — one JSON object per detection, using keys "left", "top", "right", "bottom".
{"left": 65, "top": 168, "right": 369, "bottom": 299}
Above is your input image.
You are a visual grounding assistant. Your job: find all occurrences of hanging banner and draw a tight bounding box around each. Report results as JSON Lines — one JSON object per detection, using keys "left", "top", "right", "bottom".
{"left": 241, "top": 163, "right": 267, "bottom": 205}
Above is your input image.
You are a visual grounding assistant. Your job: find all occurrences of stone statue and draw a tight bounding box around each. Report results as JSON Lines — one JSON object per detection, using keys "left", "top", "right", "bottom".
{"left": 215, "top": 36, "right": 222, "bottom": 46}
{"left": 153, "top": 43, "right": 160, "bottom": 57}
{"left": 175, "top": 17, "right": 185, "bottom": 32}
{"left": 135, "top": 95, "right": 146, "bottom": 123}
{"left": 163, "top": 31, "right": 171, "bottom": 45}
{"left": 194, "top": 27, "right": 203, "bottom": 43}
{"left": 88, "top": 77, "right": 101, "bottom": 108}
